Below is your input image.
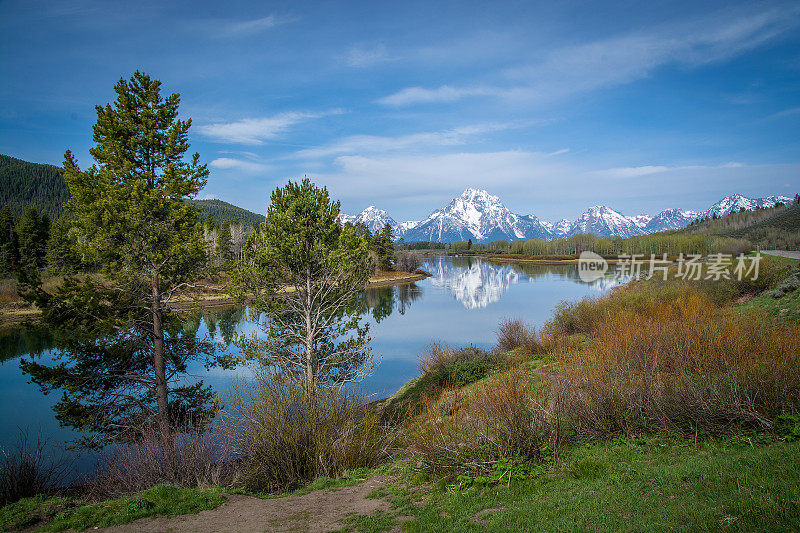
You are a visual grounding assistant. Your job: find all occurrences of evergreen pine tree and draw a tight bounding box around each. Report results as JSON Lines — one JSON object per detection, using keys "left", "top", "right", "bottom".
{"left": 0, "top": 206, "right": 18, "bottom": 275}
{"left": 16, "top": 205, "right": 50, "bottom": 274}
{"left": 21, "top": 72, "right": 214, "bottom": 444}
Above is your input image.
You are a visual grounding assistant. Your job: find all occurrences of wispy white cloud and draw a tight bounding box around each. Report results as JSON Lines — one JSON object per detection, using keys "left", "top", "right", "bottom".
{"left": 379, "top": 5, "right": 800, "bottom": 106}
{"left": 342, "top": 43, "right": 391, "bottom": 67}
{"left": 209, "top": 157, "right": 269, "bottom": 173}
{"left": 198, "top": 110, "right": 343, "bottom": 144}
{"left": 215, "top": 15, "right": 293, "bottom": 38}
{"left": 548, "top": 148, "right": 570, "bottom": 156}
{"left": 378, "top": 85, "right": 496, "bottom": 106}
{"left": 601, "top": 165, "right": 672, "bottom": 179}
{"left": 290, "top": 122, "right": 521, "bottom": 159}
{"left": 767, "top": 106, "right": 800, "bottom": 119}
{"left": 598, "top": 162, "right": 751, "bottom": 179}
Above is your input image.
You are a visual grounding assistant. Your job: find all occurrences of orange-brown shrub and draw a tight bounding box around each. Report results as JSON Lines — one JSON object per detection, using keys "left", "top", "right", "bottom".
{"left": 496, "top": 318, "right": 545, "bottom": 355}
{"left": 552, "top": 287, "right": 800, "bottom": 436}
{"left": 406, "top": 367, "right": 551, "bottom": 477}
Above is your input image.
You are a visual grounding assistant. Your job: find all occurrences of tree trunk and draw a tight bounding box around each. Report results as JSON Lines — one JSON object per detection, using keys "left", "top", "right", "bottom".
{"left": 304, "top": 270, "right": 315, "bottom": 390}
{"left": 151, "top": 270, "right": 170, "bottom": 437}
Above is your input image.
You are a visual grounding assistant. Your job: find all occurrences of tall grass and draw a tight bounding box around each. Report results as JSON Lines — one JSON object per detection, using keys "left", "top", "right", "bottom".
{"left": 223, "top": 365, "right": 393, "bottom": 492}
{"left": 92, "top": 418, "right": 238, "bottom": 497}
{"left": 407, "top": 274, "right": 800, "bottom": 477}
{"left": 0, "top": 430, "right": 71, "bottom": 505}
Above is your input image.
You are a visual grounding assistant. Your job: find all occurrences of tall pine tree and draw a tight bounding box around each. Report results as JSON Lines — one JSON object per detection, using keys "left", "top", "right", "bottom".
{"left": 22, "top": 72, "right": 214, "bottom": 445}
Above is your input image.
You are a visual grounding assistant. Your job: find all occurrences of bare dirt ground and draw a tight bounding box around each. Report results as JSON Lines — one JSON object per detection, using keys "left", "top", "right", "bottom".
{"left": 96, "top": 477, "right": 394, "bottom": 533}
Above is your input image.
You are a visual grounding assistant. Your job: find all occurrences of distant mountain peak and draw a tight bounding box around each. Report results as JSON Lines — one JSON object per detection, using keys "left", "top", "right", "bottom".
{"left": 339, "top": 189, "right": 793, "bottom": 243}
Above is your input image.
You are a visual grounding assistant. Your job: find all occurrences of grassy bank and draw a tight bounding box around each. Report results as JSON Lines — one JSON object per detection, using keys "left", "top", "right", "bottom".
{"left": 350, "top": 437, "right": 800, "bottom": 532}
{"left": 0, "top": 485, "right": 224, "bottom": 532}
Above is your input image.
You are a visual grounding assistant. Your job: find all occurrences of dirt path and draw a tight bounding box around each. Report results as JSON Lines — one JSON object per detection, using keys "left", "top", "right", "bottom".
{"left": 97, "top": 477, "right": 394, "bottom": 533}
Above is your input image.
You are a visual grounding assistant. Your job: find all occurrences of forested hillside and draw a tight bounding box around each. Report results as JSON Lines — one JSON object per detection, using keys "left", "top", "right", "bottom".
{"left": 679, "top": 200, "right": 800, "bottom": 250}
{"left": 0, "top": 154, "right": 69, "bottom": 218}
{"left": 0, "top": 154, "right": 263, "bottom": 227}
{"left": 189, "top": 199, "right": 264, "bottom": 227}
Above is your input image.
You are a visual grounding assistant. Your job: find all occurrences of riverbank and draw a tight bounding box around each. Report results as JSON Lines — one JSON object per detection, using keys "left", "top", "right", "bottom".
{"left": 0, "top": 270, "right": 431, "bottom": 327}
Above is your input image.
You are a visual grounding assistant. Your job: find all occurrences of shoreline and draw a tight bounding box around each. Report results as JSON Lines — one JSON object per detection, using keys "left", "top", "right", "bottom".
{"left": 0, "top": 270, "right": 432, "bottom": 328}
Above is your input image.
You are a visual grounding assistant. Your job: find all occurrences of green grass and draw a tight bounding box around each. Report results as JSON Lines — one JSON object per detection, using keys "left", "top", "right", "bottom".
{"left": 743, "top": 289, "right": 800, "bottom": 321}
{"left": 0, "top": 494, "right": 73, "bottom": 532}
{"left": 342, "top": 438, "right": 800, "bottom": 532}
{"left": 740, "top": 253, "right": 800, "bottom": 321}
{"left": 0, "top": 485, "right": 225, "bottom": 532}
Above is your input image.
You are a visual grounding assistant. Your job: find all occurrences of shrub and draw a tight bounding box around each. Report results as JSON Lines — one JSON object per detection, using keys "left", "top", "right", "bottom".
{"left": 394, "top": 251, "right": 422, "bottom": 273}
{"left": 223, "top": 365, "right": 393, "bottom": 492}
{"left": 92, "top": 418, "right": 238, "bottom": 497}
{"left": 777, "top": 276, "right": 799, "bottom": 293}
{"left": 406, "top": 367, "right": 550, "bottom": 478}
{"left": 418, "top": 343, "right": 501, "bottom": 388}
{"left": 551, "top": 287, "right": 800, "bottom": 437}
{"left": 0, "top": 430, "right": 71, "bottom": 505}
{"left": 496, "top": 318, "right": 541, "bottom": 354}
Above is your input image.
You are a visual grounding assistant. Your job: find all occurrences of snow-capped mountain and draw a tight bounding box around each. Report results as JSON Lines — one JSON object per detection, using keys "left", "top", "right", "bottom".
{"left": 631, "top": 214, "right": 653, "bottom": 228}
{"left": 702, "top": 194, "right": 792, "bottom": 219}
{"left": 339, "top": 205, "right": 402, "bottom": 235}
{"left": 340, "top": 191, "right": 793, "bottom": 243}
{"left": 403, "top": 188, "right": 552, "bottom": 243}
{"left": 567, "top": 205, "right": 646, "bottom": 239}
{"left": 643, "top": 208, "right": 699, "bottom": 233}
{"left": 550, "top": 219, "right": 572, "bottom": 237}
{"left": 398, "top": 220, "right": 419, "bottom": 235}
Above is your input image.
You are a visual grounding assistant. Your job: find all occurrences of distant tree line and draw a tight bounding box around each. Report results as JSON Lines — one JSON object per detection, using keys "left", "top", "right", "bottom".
{"left": 202, "top": 218, "right": 256, "bottom": 267}
{"left": 0, "top": 204, "right": 77, "bottom": 277}
{"left": 507, "top": 232, "right": 752, "bottom": 257}
{"left": 187, "top": 198, "right": 264, "bottom": 227}
{"left": 0, "top": 202, "right": 260, "bottom": 278}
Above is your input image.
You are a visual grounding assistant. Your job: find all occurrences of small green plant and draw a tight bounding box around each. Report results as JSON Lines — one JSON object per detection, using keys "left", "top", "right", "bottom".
{"left": 571, "top": 458, "right": 607, "bottom": 480}
{"left": 776, "top": 414, "right": 800, "bottom": 442}
{"left": 444, "top": 357, "right": 489, "bottom": 387}
{"left": 126, "top": 497, "right": 154, "bottom": 513}
{"left": 456, "top": 457, "right": 546, "bottom": 488}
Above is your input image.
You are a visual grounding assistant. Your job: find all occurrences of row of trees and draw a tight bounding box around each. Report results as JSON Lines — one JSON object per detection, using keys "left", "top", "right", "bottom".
{"left": 0, "top": 205, "right": 257, "bottom": 279}
{"left": 203, "top": 218, "right": 255, "bottom": 267}
{"left": 507, "top": 232, "right": 752, "bottom": 257}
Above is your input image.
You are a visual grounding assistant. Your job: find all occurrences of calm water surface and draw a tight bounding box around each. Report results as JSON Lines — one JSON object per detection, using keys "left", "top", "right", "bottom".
{"left": 0, "top": 256, "right": 624, "bottom": 474}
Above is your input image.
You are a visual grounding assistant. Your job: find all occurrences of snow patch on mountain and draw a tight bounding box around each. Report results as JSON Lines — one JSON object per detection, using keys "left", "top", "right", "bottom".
{"left": 568, "top": 205, "right": 645, "bottom": 239}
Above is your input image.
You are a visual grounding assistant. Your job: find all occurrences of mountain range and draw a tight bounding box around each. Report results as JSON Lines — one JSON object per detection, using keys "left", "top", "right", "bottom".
{"left": 1, "top": 153, "right": 793, "bottom": 244}
{"left": 340, "top": 189, "right": 793, "bottom": 243}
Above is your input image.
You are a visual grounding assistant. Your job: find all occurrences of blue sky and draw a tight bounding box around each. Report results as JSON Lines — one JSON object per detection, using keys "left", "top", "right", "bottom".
{"left": 1, "top": 0, "right": 799, "bottom": 222}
